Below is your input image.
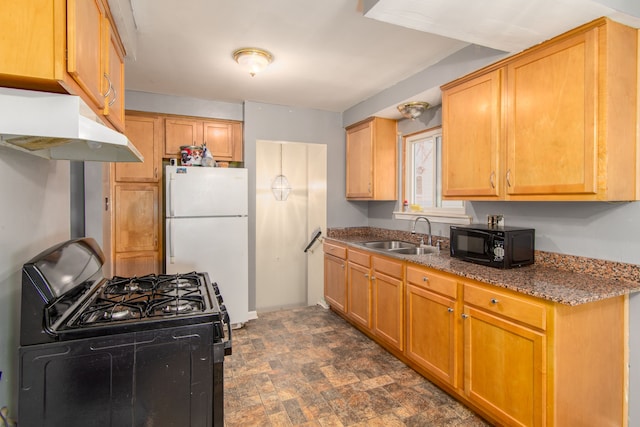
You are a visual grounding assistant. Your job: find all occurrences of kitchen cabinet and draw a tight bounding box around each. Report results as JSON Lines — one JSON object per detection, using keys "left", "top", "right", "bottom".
{"left": 345, "top": 117, "right": 397, "bottom": 200}
{"left": 115, "top": 113, "right": 162, "bottom": 182}
{"left": 112, "top": 183, "right": 160, "bottom": 276}
{"left": 405, "top": 265, "right": 460, "bottom": 387}
{"left": 441, "top": 17, "right": 638, "bottom": 201}
{"left": 105, "top": 112, "right": 163, "bottom": 277}
{"left": 462, "top": 282, "right": 547, "bottom": 427}
{"left": 328, "top": 242, "right": 628, "bottom": 426}
{"left": 164, "top": 116, "right": 243, "bottom": 163}
{"left": 346, "top": 249, "right": 372, "bottom": 330}
{"left": 0, "top": 0, "right": 127, "bottom": 132}
{"left": 323, "top": 241, "right": 347, "bottom": 314}
{"left": 103, "top": 18, "right": 126, "bottom": 132}
{"left": 371, "top": 255, "right": 404, "bottom": 351}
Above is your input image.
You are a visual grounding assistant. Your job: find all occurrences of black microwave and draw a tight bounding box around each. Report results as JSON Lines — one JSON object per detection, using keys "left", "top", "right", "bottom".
{"left": 450, "top": 224, "right": 535, "bottom": 269}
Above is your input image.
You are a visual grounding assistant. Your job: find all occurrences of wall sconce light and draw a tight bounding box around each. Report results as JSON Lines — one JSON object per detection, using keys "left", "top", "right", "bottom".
{"left": 397, "top": 101, "right": 430, "bottom": 119}
{"left": 233, "top": 48, "right": 273, "bottom": 77}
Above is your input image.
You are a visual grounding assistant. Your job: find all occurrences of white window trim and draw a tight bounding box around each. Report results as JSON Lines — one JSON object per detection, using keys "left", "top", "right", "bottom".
{"left": 397, "top": 127, "right": 472, "bottom": 225}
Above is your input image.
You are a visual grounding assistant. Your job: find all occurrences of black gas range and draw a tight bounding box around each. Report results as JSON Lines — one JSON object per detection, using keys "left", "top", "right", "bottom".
{"left": 18, "top": 238, "right": 230, "bottom": 427}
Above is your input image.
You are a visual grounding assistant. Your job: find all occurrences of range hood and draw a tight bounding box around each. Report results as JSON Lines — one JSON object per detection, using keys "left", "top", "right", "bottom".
{"left": 0, "top": 87, "right": 143, "bottom": 162}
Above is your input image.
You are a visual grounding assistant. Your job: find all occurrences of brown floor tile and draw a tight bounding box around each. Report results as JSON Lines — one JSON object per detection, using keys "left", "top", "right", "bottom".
{"left": 224, "top": 306, "right": 490, "bottom": 427}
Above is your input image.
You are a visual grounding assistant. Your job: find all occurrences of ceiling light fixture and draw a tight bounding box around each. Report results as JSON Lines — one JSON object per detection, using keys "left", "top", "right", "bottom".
{"left": 397, "top": 101, "right": 430, "bottom": 120}
{"left": 233, "top": 48, "right": 273, "bottom": 77}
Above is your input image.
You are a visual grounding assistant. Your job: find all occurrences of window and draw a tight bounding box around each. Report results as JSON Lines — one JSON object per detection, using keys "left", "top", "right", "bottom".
{"left": 396, "top": 127, "right": 470, "bottom": 224}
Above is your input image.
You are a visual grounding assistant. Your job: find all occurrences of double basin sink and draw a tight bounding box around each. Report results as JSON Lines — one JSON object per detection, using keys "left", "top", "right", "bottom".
{"left": 358, "top": 240, "right": 438, "bottom": 256}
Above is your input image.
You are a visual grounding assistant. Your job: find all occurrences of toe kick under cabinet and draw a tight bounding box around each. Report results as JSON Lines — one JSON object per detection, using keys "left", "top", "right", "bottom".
{"left": 324, "top": 243, "right": 628, "bottom": 426}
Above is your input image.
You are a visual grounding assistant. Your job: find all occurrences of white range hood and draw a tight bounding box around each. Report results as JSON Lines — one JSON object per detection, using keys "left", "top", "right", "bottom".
{"left": 0, "top": 87, "right": 143, "bottom": 162}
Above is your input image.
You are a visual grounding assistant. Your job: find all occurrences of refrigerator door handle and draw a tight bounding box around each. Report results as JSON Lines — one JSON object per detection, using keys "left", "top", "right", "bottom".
{"left": 169, "top": 172, "right": 175, "bottom": 217}
{"left": 168, "top": 218, "right": 175, "bottom": 263}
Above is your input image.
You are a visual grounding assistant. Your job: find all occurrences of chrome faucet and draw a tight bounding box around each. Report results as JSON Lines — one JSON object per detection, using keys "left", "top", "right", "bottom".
{"left": 411, "top": 216, "right": 432, "bottom": 246}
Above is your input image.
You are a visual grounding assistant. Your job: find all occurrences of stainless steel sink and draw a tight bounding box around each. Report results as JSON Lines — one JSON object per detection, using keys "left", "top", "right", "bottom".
{"left": 389, "top": 246, "right": 439, "bottom": 255}
{"left": 361, "top": 240, "right": 416, "bottom": 250}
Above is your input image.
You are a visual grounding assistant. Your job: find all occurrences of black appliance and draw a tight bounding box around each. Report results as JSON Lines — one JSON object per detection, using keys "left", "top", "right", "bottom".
{"left": 18, "top": 238, "right": 231, "bottom": 427}
{"left": 450, "top": 224, "right": 535, "bottom": 269}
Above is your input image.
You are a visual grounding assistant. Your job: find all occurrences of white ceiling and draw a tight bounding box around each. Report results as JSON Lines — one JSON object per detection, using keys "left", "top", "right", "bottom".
{"left": 119, "top": 0, "right": 640, "bottom": 119}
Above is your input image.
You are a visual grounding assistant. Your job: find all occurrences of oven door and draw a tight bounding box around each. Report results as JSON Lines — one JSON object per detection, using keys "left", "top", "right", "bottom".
{"left": 19, "top": 324, "right": 219, "bottom": 427}
{"left": 450, "top": 228, "right": 497, "bottom": 266}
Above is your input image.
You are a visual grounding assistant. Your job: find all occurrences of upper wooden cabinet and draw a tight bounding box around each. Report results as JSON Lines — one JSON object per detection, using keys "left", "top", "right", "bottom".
{"left": 103, "top": 18, "right": 126, "bottom": 132}
{"left": 0, "top": 0, "right": 127, "bottom": 132}
{"left": 116, "top": 113, "right": 162, "bottom": 183}
{"left": 441, "top": 17, "right": 638, "bottom": 201}
{"left": 346, "top": 117, "right": 397, "bottom": 200}
{"left": 164, "top": 116, "right": 243, "bottom": 162}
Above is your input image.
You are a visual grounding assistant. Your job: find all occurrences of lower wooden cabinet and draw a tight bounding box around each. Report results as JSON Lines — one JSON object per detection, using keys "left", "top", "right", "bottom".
{"left": 112, "top": 183, "right": 160, "bottom": 276}
{"left": 323, "top": 242, "right": 347, "bottom": 314}
{"left": 406, "top": 265, "right": 459, "bottom": 387}
{"left": 372, "top": 255, "right": 404, "bottom": 351}
{"left": 324, "top": 243, "right": 628, "bottom": 427}
{"left": 347, "top": 249, "right": 372, "bottom": 329}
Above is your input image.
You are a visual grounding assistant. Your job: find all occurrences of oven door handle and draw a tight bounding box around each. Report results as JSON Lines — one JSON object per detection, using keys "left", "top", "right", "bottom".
{"left": 223, "top": 311, "right": 232, "bottom": 355}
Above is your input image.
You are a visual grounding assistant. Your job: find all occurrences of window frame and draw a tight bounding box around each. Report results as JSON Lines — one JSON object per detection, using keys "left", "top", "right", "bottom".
{"left": 394, "top": 126, "right": 471, "bottom": 225}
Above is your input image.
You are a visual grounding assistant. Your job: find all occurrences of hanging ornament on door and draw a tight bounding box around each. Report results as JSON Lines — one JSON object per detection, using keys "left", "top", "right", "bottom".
{"left": 271, "top": 144, "right": 292, "bottom": 201}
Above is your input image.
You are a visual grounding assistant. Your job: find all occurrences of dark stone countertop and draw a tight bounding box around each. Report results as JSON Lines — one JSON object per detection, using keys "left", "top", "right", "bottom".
{"left": 325, "top": 234, "right": 640, "bottom": 306}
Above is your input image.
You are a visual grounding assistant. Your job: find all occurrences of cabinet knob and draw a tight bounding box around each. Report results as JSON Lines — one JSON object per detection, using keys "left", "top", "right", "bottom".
{"left": 365, "top": 274, "right": 369, "bottom": 278}
{"left": 491, "top": 298, "right": 499, "bottom": 304}
{"left": 447, "top": 308, "right": 454, "bottom": 313}
{"left": 341, "top": 264, "right": 345, "bottom": 269}
{"left": 422, "top": 277, "right": 429, "bottom": 282}
{"left": 461, "top": 314, "right": 469, "bottom": 319}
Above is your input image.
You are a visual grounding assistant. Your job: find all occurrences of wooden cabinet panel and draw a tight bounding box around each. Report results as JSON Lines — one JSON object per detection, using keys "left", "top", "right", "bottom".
{"left": 117, "top": 114, "right": 161, "bottom": 182}
{"left": 441, "top": 18, "right": 638, "bottom": 201}
{"left": 114, "top": 252, "right": 159, "bottom": 277}
{"left": 324, "top": 253, "right": 347, "bottom": 314}
{"left": 203, "top": 121, "right": 233, "bottom": 159}
{"left": 347, "top": 261, "right": 371, "bottom": 329}
{"left": 406, "top": 283, "right": 458, "bottom": 387}
{"left": 442, "top": 70, "right": 502, "bottom": 198}
{"left": 164, "top": 118, "right": 202, "bottom": 157}
{"left": 323, "top": 241, "right": 346, "bottom": 260}
{"left": 506, "top": 29, "right": 597, "bottom": 196}
{"left": 463, "top": 305, "right": 546, "bottom": 427}
{"left": 346, "top": 117, "right": 397, "bottom": 200}
{"left": 67, "top": 0, "right": 106, "bottom": 109}
{"left": 104, "top": 18, "right": 125, "bottom": 132}
{"left": 114, "top": 184, "right": 159, "bottom": 253}
{"left": 372, "top": 267, "right": 403, "bottom": 351}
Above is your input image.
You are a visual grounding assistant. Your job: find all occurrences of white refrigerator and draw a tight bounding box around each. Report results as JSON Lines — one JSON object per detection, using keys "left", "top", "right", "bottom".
{"left": 165, "top": 166, "right": 249, "bottom": 326}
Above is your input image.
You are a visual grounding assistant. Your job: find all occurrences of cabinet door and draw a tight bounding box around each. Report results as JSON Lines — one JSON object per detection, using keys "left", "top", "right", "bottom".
{"left": 114, "top": 184, "right": 159, "bottom": 254}
{"left": 67, "top": 0, "right": 106, "bottom": 109}
{"left": 406, "top": 284, "right": 458, "bottom": 387}
{"left": 203, "top": 121, "right": 234, "bottom": 160}
{"left": 165, "top": 118, "right": 203, "bottom": 157}
{"left": 347, "top": 262, "right": 371, "bottom": 329}
{"left": 372, "top": 270, "right": 403, "bottom": 351}
{"left": 103, "top": 17, "right": 125, "bottom": 132}
{"left": 117, "top": 115, "right": 161, "bottom": 182}
{"left": 506, "top": 29, "right": 597, "bottom": 196}
{"left": 463, "top": 305, "right": 545, "bottom": 427}
{"left": 346, "top": 121, "right": 373, "bottom": 198}
{"left": 114, "top": 252, "right": 159, "bottom": 276}
{"left": 442, "top": 69, "right": 502, "bottom": 198}
{"left": 324, "top": 254, "right": 347, "bottom": 314}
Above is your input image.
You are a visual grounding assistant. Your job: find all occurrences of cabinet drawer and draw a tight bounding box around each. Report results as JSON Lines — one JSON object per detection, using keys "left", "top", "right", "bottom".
{"left": 406, "top": 266, "right": 457, "bottom": 299}
{"left": 348, "top": 249, "right": 371, "bottom": 267}
{"left": 372, "top": 256, "right": 403, "bottom": 279}
{"left": 464, "top": 283, "right": 547, "bottom": 330}
{"left": 323, "top": 242, "right": 346, "bottom": 260}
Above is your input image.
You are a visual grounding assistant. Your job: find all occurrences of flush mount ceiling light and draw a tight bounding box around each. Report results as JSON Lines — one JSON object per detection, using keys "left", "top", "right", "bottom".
{"left": 397, "top": 101, "right": 430, "bottom": 120}
{"left": 233, "top": 48, "right": 273, "bottom": 77}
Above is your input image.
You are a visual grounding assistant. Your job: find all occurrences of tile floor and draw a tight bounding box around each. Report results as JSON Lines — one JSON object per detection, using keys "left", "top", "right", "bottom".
{"left": 224, "top": 306, "right": 490, "bottom": 426}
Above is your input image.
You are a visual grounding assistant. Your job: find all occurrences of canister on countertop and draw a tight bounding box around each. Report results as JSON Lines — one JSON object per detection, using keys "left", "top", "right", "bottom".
{"left": 180, "top": 145, "right": 203, "bottom": 166}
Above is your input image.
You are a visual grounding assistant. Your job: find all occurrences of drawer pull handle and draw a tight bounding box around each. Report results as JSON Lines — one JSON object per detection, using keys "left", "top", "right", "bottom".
{"left": 491, "top": 298, "right": 499, "bottom": 304}
{"left": 447, "top": 308, "right": 454, "bottom": 313}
